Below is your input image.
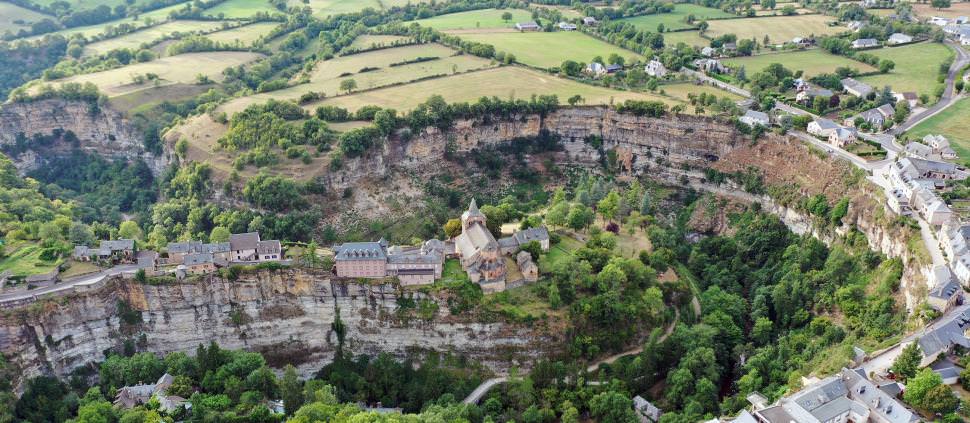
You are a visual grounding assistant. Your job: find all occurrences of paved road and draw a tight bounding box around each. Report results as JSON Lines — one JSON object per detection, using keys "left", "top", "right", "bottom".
{"left": 681, "top": 68, "right": 751, "bottom": 98}
{"left": 894, "top": 42, "right": 969, "bottom": 134}
{"left": 0, "top": 264, "right": 140, "bottom": 303}
{"left": 789, "top": 130, "right": 874, "bottom": 170}
{"left": 863, "top": 304, "right": 970, "bottom": 375}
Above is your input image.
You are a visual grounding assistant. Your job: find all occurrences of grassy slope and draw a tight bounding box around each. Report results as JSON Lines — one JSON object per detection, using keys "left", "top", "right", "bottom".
{"left": 723, "top": 49, "right": 876, "bottom": 78}
{"left": 705, "top": 14, "right": 840, "bottom": 43}
{"left": 857, "top": 42, "right": 953, "bottom": 98}
{"left": 205, "top": 21, "right": 280, "bottom": 45}
{"left": 23, "top": 2, "right": 188, "bottom": 41}
{"left": 204, "top": 0, "right": 280, "bottom": 18}
{"left": 408, "top": 8, "right": 534, "bottom": 31}
{"left": 907, "top": 98, "right": 970, "bottom": 160}
{"left": 82, "top": 20, "right": 227, "bottom": 56}
{"left": 619, "top": 4, "right": 735, "bottom": 31}
{"left": 455, "top": 31, "right": 644, "bottom": 68}
{"left": 348, "top": 34, "right": 411, "bottom": 50}
{"left": 0, "top": 2, "right": 54, "bottom": 34}
{"left": 0, "top": 243, "right": 59, "bottom": 278}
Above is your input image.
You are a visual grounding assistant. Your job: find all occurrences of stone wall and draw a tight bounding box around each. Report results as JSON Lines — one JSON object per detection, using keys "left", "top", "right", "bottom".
{"left": 0, "top": 269, "right": 556, "bottom": 388}
{"left": 0, "top": 100, "right": 170, "bottom": 175}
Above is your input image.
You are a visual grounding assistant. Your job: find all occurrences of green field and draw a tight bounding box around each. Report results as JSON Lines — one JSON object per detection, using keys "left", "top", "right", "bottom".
{"left": 311, "top": 66, "right": 681, "bottom": 112}
{"left": 42, "top": 51, "right": 262, "bottom": 97}
{"left": 0, "top": 243, "right": 59, "bottom": 278}
{"left": 205, "top": 21, "right": 279, "bottom": 46}
{"left": 348, "top": 34, "right": 411, "bottom": 50}
{"left": 660, "top": 82, "right": 742, "bottom": 102}
{"left": 723, "top": 49, "right": 876, "bottom": 78}
{"left": 456, "top": 31, "right": 644, "bottom": 68}
{"left": 0, "top": 2, "right": 53, "bottom": 35}
{"left": 662, "top": 30, "right": 710, "bottom": 47}
{"left": 23, "top": 2, "right": 187, "bottom": 41}
{"left": 857, "top": 42, "right": 953, "bottom": 98}
{"left": 705, "top": 14, "right": 841, "bottom": 44}
{"left": 83, "top": 20, "right": 227, "bottom": 56}
{"left": 619, "top": 4, "right": 735, "bottom": 31}
{"left": 204, "top": 0, "right": 281, "bottom": 18}
{"left": 220, "top": 43, "right": 496, "bottom": 114}
{"left": 31, "top": 0, "right": 161, "bottom": 11}
{"left": 409, "top": 8, "right": 534, "bottom": 31}
{"left": 907, "top": 98, "right": 970, "bottom": 160}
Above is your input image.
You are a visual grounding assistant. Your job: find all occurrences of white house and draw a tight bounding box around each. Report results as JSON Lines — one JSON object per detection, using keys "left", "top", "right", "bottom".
{"left": 644, "top": 59, "right": 667, "bottom": 77}
{"left": 841, "top": 77, "right": 873, "bottom": 98}
{"left": 585, "top": 62, "right": 606, "bottom": 77}
{"left": 887, "top": 32, "right": 913, "bottom": 45}
{"left": 893, "top": 91, "right": 918, "bottom": 108}
{"left": 515, "top": 21, "right": 540, "bottom": 31}
{"left": 807, "top": 118, "right": 839, "bottom": 137}
{"left": 582, "top": 16, "right": 597, "bottom": 25}
{"left": 557, "top": 22, "right": 577, "bottom": 31}
{"left": 739, "top": 110, "right": 770, "bottom": 127}
{"left": 851, "top": 38, "right": 879, "bottom": 49}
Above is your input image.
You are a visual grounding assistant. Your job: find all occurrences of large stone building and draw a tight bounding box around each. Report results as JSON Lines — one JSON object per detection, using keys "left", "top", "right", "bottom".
{"left": 229, "top": 232, "right": 282, "bottom": 262}
{"left": 455, "top": 199, "right": 508, "bottom": 292}
{"left": 333, "top": 238, "right": 445, "bottom": 285}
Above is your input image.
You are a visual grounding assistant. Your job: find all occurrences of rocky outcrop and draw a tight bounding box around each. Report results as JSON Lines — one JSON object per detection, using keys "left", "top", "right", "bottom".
{"left": 0, "top": 270, "right": 556, "bottom": 388}
{"left": 0, "top": 100, "right": 170, "bottom": 174}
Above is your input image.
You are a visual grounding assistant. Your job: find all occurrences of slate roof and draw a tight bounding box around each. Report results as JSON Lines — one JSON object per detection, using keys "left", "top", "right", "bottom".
{"left": 334, "top": 242, "right": 386, "bottom": 261}
{"left": 168, "top": 241, "right": 203, "bottom": 254}
{"left": 930, "top": 265, "right": 961, "bottom": 300}
{"left": 183, "top": 253, "right": 214, "bottom": 266}
{"left": 917, "top": 307, "right": 970, "bottom": 357}
{"left": 230, "top": 232, "right": 260, "bottom": 251}
{"left": 841, "top": 77, "right": 873, "bottom": 96}
{"left": 256, "top": 240, "right": 281, "bottom": 255}
{"left": 812, "top": 118, "right": 839, "bottom": 131}
{"left": 101, "top": 239, "right": 134, "bottom": 251}
{"left": 513, "top": 227, "right": 549, "bottom": 245}
{"left": 742, "top": 110, "right": 769, "bottom": 123}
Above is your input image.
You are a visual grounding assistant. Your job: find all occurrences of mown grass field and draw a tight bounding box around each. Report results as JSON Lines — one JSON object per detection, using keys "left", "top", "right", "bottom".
{"left": 705, "top": 14, "right": 841, "bottom": 43}
{"left": 204, "top": 0, "right": 281, "bottom": 18}
{"left": 662, "top": 30, "right": 710, "bottom": 47}
{"left": 45, "top": 51, "right": 262, "bottom": 97}
{"left": 660, "top": 82, "right": 742, "bottom": 102}
{"left": 82, "top": 20, "right": 227, "bottom": 56}
{"left": 220, "top": 43, "right": 495, "bottom": 114}
{"left": 348, "top": 34, "right": 410, "bottom": 50}
{"left": 858, "top": 42, "right": 953, "bottom": 98}
{"left": 455, "top": 31, "right": 643, "bottom": 68}
{"left": 311, "top": 66, "right": 681, "bottom": 112}
{"left": 0, "top": 2, "right": 53, "bottom": 34}
{"left": 23, "top": 2, "right": 187, "bottom": 41}
{"left": 723, "top": 49, "right": 876, "bottom": 77}
{"left": 205, "top": 21, "right": 279, "bottom": 46}
{"left": 907, "top": 98, "right": 970, "bottom": 161}
{"left": 408, "top": 8, "right": 533, "bottom": 31}
{"left": 0, "top": 243, "right": 59, "bottom": 278}
{"left": 108, "top": 82, "right": 210, "bottom": 111}
{"left": 619, "top": 4, "right": 735, "bottom": 31}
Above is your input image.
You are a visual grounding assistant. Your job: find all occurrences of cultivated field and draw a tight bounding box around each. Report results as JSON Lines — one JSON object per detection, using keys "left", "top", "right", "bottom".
{"left": 42, "top": 51, "right": 262, "bottom": 97}
{"left": 907, "top": 98, "right": 970, "bottom": 160}
{"left": 348, "top": 34, "right": 411, "bottom": 50}
{"left": 310, "top": 66, "right": 680, "bottom": 112}
{"left": 0, "top": 3, "right": 53, "bottom": 35}
{"left": 662, "top": 30, "right": 710, "bottom": 47}
{"left": 705, "top": 14, "right": 841, "bottom": 43}
{"left": 205, "top": 21, "right": 279, "bottom": 46}
{"left": 913, "top": 2, "right": 970, "bottom": 19}
{"left": 660, "top": 82, "right": 743, "bottom": 102}
{"left": 619, "top": 4, "right": 735, "bottom": 31}
{"left": 455, "top": 31, "right": 644, "bottom": 68}
{"left": 220, "top": 43, "right": 496, "bottom": 114}
{"left": 108, "top": 82, "right": 211, "bottom": 111}
{"left": 408, "top": 8, "right": 534, "bottom": 31}
{"left": 723, "top": 49, "right": 876, "bottom": 77}
{"left": 858, "top": 42, "right": 953, "bottom": 98}
{"left": 23, "top": 2, "right": 187, "bottom": 41}
{"left": 204, "top": 0, "right": 281, "bottom": 18}
{"left": 82, "top": 20, "right": 228, "bottom": 56}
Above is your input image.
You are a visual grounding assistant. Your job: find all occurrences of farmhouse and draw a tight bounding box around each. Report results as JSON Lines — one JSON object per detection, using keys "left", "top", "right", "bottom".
{"left": 515, "top": 21, "right": 540, "bottom": 31}
{"left": 557, "top": 22, "right": 577, "bottom": 31}
{"left": 924, "top": 134, "right": 958, "bottom": 160}
{"left": 807, "top": 118, "right": 839, "bottom": 137}
{"left": 840, "top": 78, "right": 873, "bottom": 98}
{"left": 644, "top": 59, "right": 667, "bottom": 77}
{"left": 582, "top": 16, "right": 597, "bottom": 25}
{"left": 229, "top": 232, "right": 282, "bottom": 262}
{"left": 829, "top": 128, "right": 858, "bottom": 148}
{"left": 693, "top": 58, "right": 725, "bottom": 74}
{"left": 585, "top": 62, "right": 607, "bottom": 77}
{"left": 739, "top": 110, "right": 769, "bottom": 128}
{"left": 73, "top": 239, "right": 136, "bottom": 263}
{"left": 893, "top": 91, "right": 918, "bottom": 108}
{"left": 847, "top": 103, "right": 894, "bottom": 128}
{"left": 166, "top": 241, "right": 230, "bottom": 264}
{"left": 851, "top": 38, "right": 878, "bottom": 49}
{"left": 796, "top": 87, "right": 833, "bottom": 103}
{"left": 887, "top": 32, "right": 913, "bottom": 45}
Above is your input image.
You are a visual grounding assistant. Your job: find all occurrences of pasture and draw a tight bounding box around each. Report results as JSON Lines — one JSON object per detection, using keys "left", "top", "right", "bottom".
{"left": 44, "top": 51, "right": 262, "bottom": 97}
{"left": 723, "top": 49, "right": 876, "bottom": 78}
{"left": 348, "top": 34, "right": 411, "bottom": 50}
{"left": 23, "top": 2, "right": 187, "bottom": 41}
{"left": 619, "top": 4, "right": 735, "bottom": 31}
{"left": 662, "top": 30, "right": 710, "bottom": 47}
{"left": 204, "top": 0, "right": 281, "bottom": 18}
{"left": 455, "top": 31, "right": 644, "bottom": 68}
{"left": 913, "top": 2, "right": 970, "bottom": 19}
{"left": 660, "top": 82, "right": 742, "bottom": 102}
{"left": 310, "top": 66, "right": 680, "bottom": 112}
{"left": 31, "top": 0, "right": 161, "bottom": 11}
{"left": 858, "top": 42, "right": 953, "bottom": 98}
{"left": 408, "top": 8, "right": 534, "bottom": 31}
{"left": 704, "top": 14, "right": 841, "bottom": 43}
{"left": 82, "top": 20, "right": 227, "bottom": 56}
{"left": 220, "top": 43, "right": 496, "bottom": 114}
{"left": 907, "top": 98, "right": 970, "bottom": 161}
{"left": 0, "top": 3, "right": 53, "bottom": 35}
{"left": 205, "top": 21, "right": 279, "bottom": 46}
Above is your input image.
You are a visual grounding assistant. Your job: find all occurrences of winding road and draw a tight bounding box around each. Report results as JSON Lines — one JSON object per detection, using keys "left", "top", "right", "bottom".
{"left": 893, "top": 41, "right": 969, "bottom": 134}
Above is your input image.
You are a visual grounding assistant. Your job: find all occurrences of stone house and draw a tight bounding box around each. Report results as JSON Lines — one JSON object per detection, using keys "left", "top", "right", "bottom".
{"left": 828, "top": 127, "right": 858, "bottom": 148}
{"left": 739, "top": 110, "right": 770, "bottom": 128}
{"left": 841, "top": 78, "right": 873, "bottom": 98}
{"left": 516, "top": 251, "right": 539, "bottom": 282}
{"left": 644, "top": 59, "right": 667, "bottom": 78}
{"left": 334, "top": 241, "right": 388, "bottom": 278}
{"left": 229, "top": 232, "right": 281, "bottom": 262}
{"left": 582, "top": 16, "right": 597, "bottom": 25}
{"left": 887, "top": 32, "right": 913, "bottom": 45}
{"left": 633, "top": 396, "right": 662, "bottom": 423}
{"left": 928, "top": 265, "right": 963, "bottom": 312}
{"left": 183, "top": 253, "right": 218, "bottom": 275}
{"left": 74, "top": 239, "right": 135, "bottom": 264}
{"left": 807, "top": 118, "right": 839, "bottom": 137}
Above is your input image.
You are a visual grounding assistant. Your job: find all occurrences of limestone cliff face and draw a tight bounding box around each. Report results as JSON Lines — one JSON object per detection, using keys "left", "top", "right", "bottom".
{"left": 0, "top": 270, "right": 555, "bottom": 386}
{"left": 0, "top": 100, "right": 170, "bottom": 174}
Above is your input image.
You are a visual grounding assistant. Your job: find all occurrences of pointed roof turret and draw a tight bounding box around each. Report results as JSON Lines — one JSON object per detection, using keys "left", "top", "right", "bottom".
{"left": 465, "top": 199, "right": 484, "bottom": 217}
